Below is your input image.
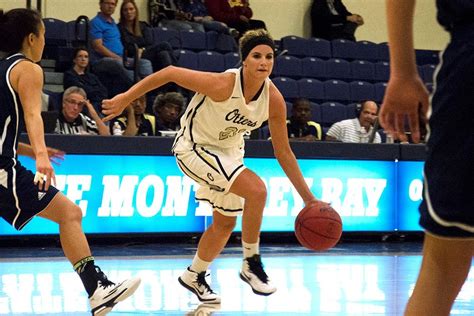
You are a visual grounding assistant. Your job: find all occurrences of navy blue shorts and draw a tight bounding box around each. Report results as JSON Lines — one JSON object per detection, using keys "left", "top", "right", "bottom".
{"left": 0, "top": 158, "right": 59, "bottom": 230}
{"left": 419, "top": 30, "right": 474, "bottom": 238}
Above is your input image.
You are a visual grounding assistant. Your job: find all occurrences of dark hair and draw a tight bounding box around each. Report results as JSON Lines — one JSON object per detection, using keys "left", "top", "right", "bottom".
{"left": 73, "top": 46, "right": 89, "bottom": 59}
{"left": 153, "top": 92, "right": 185, "bottom": 113}
{"left": 0, "top": 8, "right": 42, "bottom": 54}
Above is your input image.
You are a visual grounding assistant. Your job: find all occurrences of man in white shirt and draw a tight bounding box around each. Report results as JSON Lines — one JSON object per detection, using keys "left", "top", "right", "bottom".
{"left": 326, "top": 100, "right": 381, "bottom": 143}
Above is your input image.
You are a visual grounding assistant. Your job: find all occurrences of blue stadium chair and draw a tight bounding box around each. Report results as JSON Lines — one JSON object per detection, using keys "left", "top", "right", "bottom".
{"left": 197, "top": 51, "right": 225, "bottom": 72}
{"left": 286, "top": 101, "right": 293, "bottom": 117}
{"left": 349, "top": 81, "right": 375, "bottom": 102}
{"left": 310, "top": 102, "right": 322, "bottom": 122}
{"left": 224, "top": 52, "right": 240, "bottom": 69}
{"left": 331, "top": 39, "right": 356, "bottom": 60}
{"left": 43, "top": 18, "right": 68, "bottom": 46}
{"left": 180, "top": 30, "right": 206, "bottom": 51}
{"left": 306, "top": 38, "right": 331, "bottom": 58}
{"left": 420, "top": 64, "right": 437, "bottom": 84}
{"left": 323, "top": 80, "right": 350, "bottom": 102}
{"left": 176, "top": 49, "right": 198, "bottom": 70}
{"left": 297, "top": 78, "right": 324, "bottom": 102}
{"left": 325, "top": 58, "right": 351, "bottom": 80}
{"left": 205, "top": 31, "right": 218, "bottom": 51}
{"left": 346, "top": 103, "right": 358, "bottom": 118}
{"left": 320, "top": 102, "right": 347, "bottom": 126}
{"left": 272, "top": 77, "right": 299, "bottom": 100}
{"left": 377, "top": 42, "right": 390, "bottom": 62}
{"left": 353, "top": 40, "right": 378, "bottom": 61}
{"left": 301, "top": 57, "right": 327, "bottom": 79}
{"left": 374, "top": 82, "right": 388, "bottom": 103}
{"left": 415, "top": 49, "right": 440, "bottom": 65}
{"left": 351, "top": 60, "right": 375, "bottom": 82}
{"left": 259, "top": 125, "right": 271, "bottom": 139}
{"left": 280, "top": 35, "right": 307, "bottom": 57}
{"left": 66, "top": 18, "right": 88, "bottom": 47}
{"left": 153, "top": 27, "right": 181, "bottom": 48}
{"left": 273, "top": 55, "right": 302, "bottom": 78}
{"left": 375, "top": 61, "right": 390, "bottom": 82}
{"left": 214, "top": 33, "right": 237, "bottom": 53}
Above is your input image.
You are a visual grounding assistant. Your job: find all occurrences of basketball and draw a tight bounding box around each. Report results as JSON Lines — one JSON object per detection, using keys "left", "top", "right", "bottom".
{"left": 294, "top": 203, "right": 343, "bottom": 251}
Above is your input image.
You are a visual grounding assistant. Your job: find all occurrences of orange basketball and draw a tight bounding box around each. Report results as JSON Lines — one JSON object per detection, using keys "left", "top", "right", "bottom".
{"left": 294, "top": 203, "right": 343, "bottom": 251}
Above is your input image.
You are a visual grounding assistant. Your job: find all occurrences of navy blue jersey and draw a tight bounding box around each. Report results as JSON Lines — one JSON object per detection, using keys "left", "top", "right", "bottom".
{"left": 0, "top": 53, "right": 28, "bottom": 159}
{"left": 437, "top": 0, "right": 474, "bottom": 30}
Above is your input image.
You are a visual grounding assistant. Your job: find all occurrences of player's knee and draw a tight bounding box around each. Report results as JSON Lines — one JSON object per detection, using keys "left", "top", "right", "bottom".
{"left": 213, "top": 218, "right": 236, "bottom": 234}
{"left": 61, "top": 203, "right": 84, "bottom": 224}
{"left": 252, "top": 182, "right": 267, "bottom": 203}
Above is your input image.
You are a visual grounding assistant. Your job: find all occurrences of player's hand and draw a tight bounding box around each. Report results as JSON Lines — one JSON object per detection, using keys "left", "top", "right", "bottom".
{"left": 34, "top": 154, "right": 55, "bottom": 191}
{"left": 102, "top": 93, "right": 129, "bottom": 122}
{"left": 46, "top": 147, "right": 65, "bottom": 166}
{"left": 380, "top": 75, "right": 429, "bottom": 144}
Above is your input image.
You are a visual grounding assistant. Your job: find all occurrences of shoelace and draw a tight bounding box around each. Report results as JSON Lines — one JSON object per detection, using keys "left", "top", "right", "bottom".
{"left": 95, "top": 266, "right": 115, "bottom": 289}
{"left": 196, "top": 271, "right": 215, "bottom": 294}
{"left": 247, "top": 255, "right": 269, "bottom": 283}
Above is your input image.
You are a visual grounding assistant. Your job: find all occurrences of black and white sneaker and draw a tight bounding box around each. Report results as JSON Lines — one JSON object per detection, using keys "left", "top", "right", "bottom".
{"left": 89, "top": 268, "right": 141, "bottom": 316}
{"left": 240, "top": 254, "right": 276, "bottom": 296}
{"left": 178, "top": 267, "right": 221, "bottom": 304}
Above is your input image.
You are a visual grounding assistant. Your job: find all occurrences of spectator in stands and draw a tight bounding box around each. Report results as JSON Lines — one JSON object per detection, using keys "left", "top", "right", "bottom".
{"left": 153, "top": 92, "right": 185, "bottom": 134}
{"left": 89, "top": 0, "right": 152, "bottom": 94}
{"left": 310, "top": 0, "right": 364, "bottom": 41}
{"left": 55, "top": 86, "right": 110, "bottom": 135}
{"left": 119, "top": 0, "right": 177, "bottom": 73}
{"left": 152, "top": 0, "right": 205, "bottom": 31}
{"left": 326, "top": 100, "right": 381, "bottom": 143}
{"left": 110, "top": 94, "right": 157, "bottom": 136}
{"left": 205, "top": 0, "right": 266, "bottom": 36}
{"left": 63, "top": 47, "right": 108, "bottom": 112}
{"left": 179, "top": 0, "right": 239, "bottom": 37}
{"left": 287, "top": 98, "right": 322, "bottom": 141}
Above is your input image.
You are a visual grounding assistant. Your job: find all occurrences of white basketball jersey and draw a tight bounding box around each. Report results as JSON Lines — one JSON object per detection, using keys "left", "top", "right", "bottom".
{"left": 173, "top": 68, "right": 270, "bottom": 151}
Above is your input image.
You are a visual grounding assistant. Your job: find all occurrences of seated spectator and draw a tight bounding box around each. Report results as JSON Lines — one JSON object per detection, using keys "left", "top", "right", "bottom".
{"left": 111, "top": 94, "right": 157, "bottom": 136}
{"left": 205, "top": 0, "right": 266, "bottom": 36}
{"left": 89, "top": 0, "right": 152, "bottom": 93}
{"left": 310, "top": 0, "right": 364, "bottom": 41}
{"left": 63, "top": 47, "right": 108, "bottom": 111}
{"left": 119, "top": 0, "right": 178, "bottom": 73}
{"left": 179, "top": 0, "right": 239, "bottom": 37}
{"left": 153, "top": 0, "right": 205, "bottom": 31}
{"left": 55, "top": 86, "right": 111, "bottom": 135}
{"left": 287, "top": 98, "right": 322, "bottom": 141}
{"left": 326, "top": 100, "right": 381, "bottom": 143}
{"left": 153, "top": 92, "right": 185, "bottom": 134}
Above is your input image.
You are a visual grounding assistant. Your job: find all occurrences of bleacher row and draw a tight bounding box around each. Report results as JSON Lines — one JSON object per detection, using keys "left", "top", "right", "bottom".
{"left": 41, "top": 17, "right": 440, "bottom": 131}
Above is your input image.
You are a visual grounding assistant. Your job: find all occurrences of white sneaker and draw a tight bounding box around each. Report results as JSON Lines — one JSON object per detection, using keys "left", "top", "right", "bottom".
{"left": 185, "top": 303, "right": 221, "bottom": 316}
{"left": 178, "top": 267, "right": 221, "bottom": 304}
{"left": 240, "top": 254, "right": 276, "bottom": 296}
{"left": 89, "top": 276, "right": 141, "bottom": 316}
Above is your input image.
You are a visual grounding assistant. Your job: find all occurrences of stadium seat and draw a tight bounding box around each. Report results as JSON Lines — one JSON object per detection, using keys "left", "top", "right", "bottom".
{"left": 375, "top": 61, "right": 390, "bottom": 82}
{"left": 297, "top": 78, "right": 324, "bottom": 102}
{"left": 349, "top": 81, "right": 375, "bottom": 102}
{"left": 43, "top": 18, "right": 68, "bottom": 46}
{"left": 323, "top": 80, "right": 350, "bottom": 102}
{"left": 374, "top": 82, "right": 388, "bottom": 103}
{"left": 346, "top": 103, "right": 358, "bottom": 118}
{"left": 420, "top": 64, "right": 437, "bottom": 83}
{"left": 286, "top": 101, "right": 293, "bottom": 117}
{"left": 320, "top": 102, "right": 347, "bottom": 126}
{"left": 197, "top": 51, "right": 225, "bottom": 72}
{"left": 259, "top": 125, "right": 271, "bottom": 139}
{"left": 66, "top": 19, "right": 88, "bottom": 47}
{"left": 176, "top": 49, "right": 198, "bottom": 70}
{"left": 180, "top": 29, "right": 206, "bottom": 51}
{"left": 152, "top": 27, "right": 181, "bottom": 48}
{"left": 306, "top": 38, "right": 331, "bottom": 58}
{"left": 351, "top": 60, "right": 375, "bottom": 81}
{"left": 415, "top": 49, "right": 439, "bottom": 65}
{"left": 273, "top": 55, "right": 302, "bottom": 78}
{"left": 310, "top": 102, "right": 322, "bottom": 122}
{"left": 224, "top": 52, "right": 240, "bottom": 69}
{"left": 325, "top": 58, "right": 351, "bottom": 80}
{"left": 213, "top": 33, "right": 237, "bottom": 53}
{"left": 272, "top": 77, "right": 299, "bottom": 100}
{"left": 377, "top": 42, "right": 390, "bottom": 62}
{"left": 331, "top": 39, "right": 356, "bottom": 60}
{"left": 301, "top": 57, "right": 327, "bottom": 79}
{"left": 353, "top": 40, "right": 378, "bottom": 61}
{"left": 280, "top": 35, "right": 307, "bottom": 57}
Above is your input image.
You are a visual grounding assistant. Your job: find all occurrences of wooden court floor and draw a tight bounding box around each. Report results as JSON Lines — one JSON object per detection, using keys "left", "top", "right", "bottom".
{"left": 0, "top": 241, "right": 473, "bottom": 315}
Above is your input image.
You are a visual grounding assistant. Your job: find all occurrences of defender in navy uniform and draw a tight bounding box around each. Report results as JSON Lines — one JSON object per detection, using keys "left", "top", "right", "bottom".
{"left": 0, "top": 9, "right": 140, "bottom": 315}
{"left": 381, "top": 1, "right": 473, "bottom": 315}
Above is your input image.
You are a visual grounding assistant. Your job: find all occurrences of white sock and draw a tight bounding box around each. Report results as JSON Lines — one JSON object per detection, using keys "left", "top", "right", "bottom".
{"left": 190, "top": 254, "right": 211, "bottom": 273}
{"left": 242, "top": 240, "right": 259, "bottom": 259}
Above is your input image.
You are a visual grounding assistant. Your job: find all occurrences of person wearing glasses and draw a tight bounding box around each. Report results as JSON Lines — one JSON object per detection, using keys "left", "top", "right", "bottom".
{"left": 55, "top": 86, "right": 110, "bottom": 135}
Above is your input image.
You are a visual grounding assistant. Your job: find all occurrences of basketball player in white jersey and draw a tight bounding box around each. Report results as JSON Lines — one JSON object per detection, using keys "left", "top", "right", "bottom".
{"left": 103, "top": 29, "right": 321, "bottom": 303}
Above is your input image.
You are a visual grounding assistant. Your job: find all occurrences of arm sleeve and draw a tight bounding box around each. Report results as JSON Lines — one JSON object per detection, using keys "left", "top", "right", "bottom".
{"left": 89, "top": 18, "right": 103, "bottom": 41}
{"left": 326, "top": 122, "right": 342, "bottom": 139}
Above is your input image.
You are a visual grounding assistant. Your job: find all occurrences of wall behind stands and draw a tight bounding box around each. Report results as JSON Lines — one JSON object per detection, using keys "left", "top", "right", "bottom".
{"left": 1, "top": 0, "right": 448, "bottom": 50}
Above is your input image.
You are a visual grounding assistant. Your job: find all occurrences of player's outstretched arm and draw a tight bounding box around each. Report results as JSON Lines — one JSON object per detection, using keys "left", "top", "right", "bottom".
{"left": 381, "top": 0, "right": 429, "bottom": 143}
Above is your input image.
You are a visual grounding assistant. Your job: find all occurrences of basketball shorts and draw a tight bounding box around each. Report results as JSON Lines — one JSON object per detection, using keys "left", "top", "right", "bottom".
{"left": 418, "top": 32, "right": 474, "bottom": 238}
{"left": 0, "top": 158, "right": 59, "bottom": 230}
{"left": 174, "top": 143, "right": 246, "bottom": 216}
